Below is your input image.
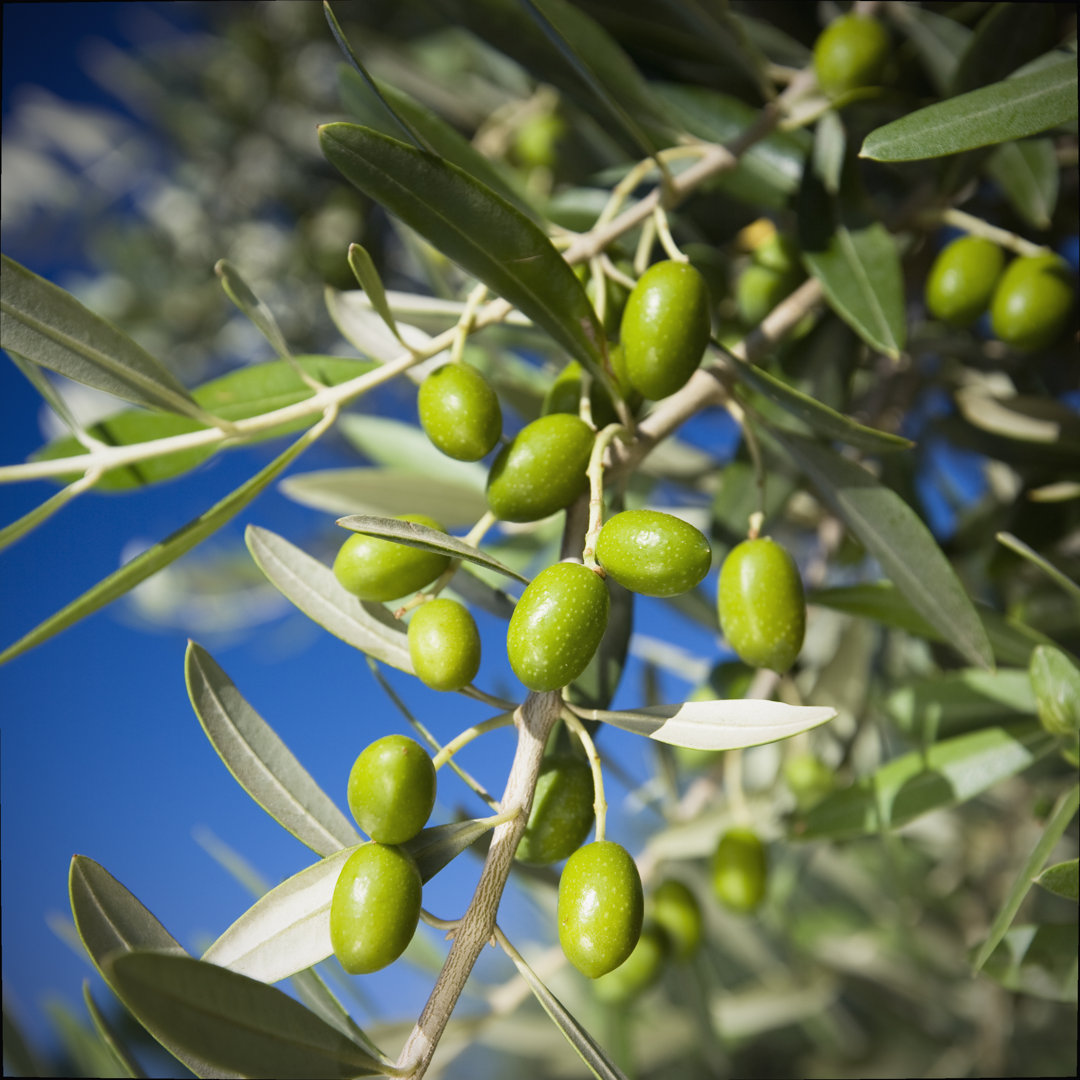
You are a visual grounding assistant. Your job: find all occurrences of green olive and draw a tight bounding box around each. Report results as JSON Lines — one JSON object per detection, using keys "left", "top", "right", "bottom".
{"left": 407, "top": 598, "right": 481, "bottom": 692}
{"left": 651, "top": 879, "right": 703, "bottom": 962}
{"left": 620, "top": 260, "right": 711, "bottom": 400}
{"left": 513, "top": 112, "right": 565, "bottom": 169}
{"left": 333, "top": 514, "right": 451, "bottom": 602}
{"left": 990, "top": 253, "right": 1075, "bottom": 351}
{"left": 711, "top": 827, "right": 768, "bottom": 914}
{"left": 595, "top": 509, "right": 712, "bottom": 598}
{"left": 486, "top": 414, "right": 594, "bottom": 523}
{"left": 558, "top": 840, "right": 644, "bottom": 978}
{"left": 347, "top": 734, "right": 436, "bottom": 845}
{"left": 329, "top": 843, "right": 422, "bottom": 974}
{"left": 592, "top": 923, "right": 668, "bottom": 1004}
{"left": 418, "top": 362, "right": 502, "bottom": 461}
{"left": 506, "top": 562, "right": 610, "bottom": 692}
{"left": 812, "top": 14, "right": 890, "bottom": 95}
{"left": 782, "top": 753, "right": 835, "bottom": 811}
{"left": 735, "top": 263, "right": 799, "bottom": 328}
{"left": 924, "top": 236, "right": 1005, "bottom": 327}
{"left": 753, "top": 232, "right": 802, "bottom": 276}
{"left": 516, "top": 752, "right": 595, "bottom": 865}
{"left": 542, "top": 360, "right": 620, "bottom": 430}
{"left": 717, "top": 537, "right": 805, "bottom": 673}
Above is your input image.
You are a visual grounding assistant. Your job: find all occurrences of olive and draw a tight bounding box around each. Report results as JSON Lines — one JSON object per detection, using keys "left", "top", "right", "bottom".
{"left": 717, "top": 537, "right": 805, "bottom": 673}
{"left": 542, "top": 360, "right": 619, "bottom": 430}
{"left": 418, "top": 361, "right": 502, "bottom": 461}
{"left": 990, "top": 253, "right": 1075, "bottom": 351}
{"left": 651, "top": 879, "right": 703, "bottom": 962}
{"left": 924, "top": 235, "right": 1005, "bottom": 327}
{"left": 407, "top": 598, "right": 481, "bottom": 692}
{"left": 753, "top": 231, "right": 802, "bottom": 276}
{"left": 558, "top": 840, "right": 644, "bottom": 978}
{"left": 812, "top": 14, "right": 890, "bottom": 95}
{"left": 347, "top": 734, "right": 436, "bottom": 845}
{"left": 595, "top": 509, "right": 712, "bottom": 598}
{"left": 620, "top": 260, "right": 711, "bottom": 400}
{"left": 329, "top": 843, "right": 422, "bottom": 974}
{"left": 513, "top": 112, "right": 565, "bottom": 169}
{"left": 711, "top": 827, "right": 768, "bottom": 914}
{"left": 782, "top": 753, "right": 835, "bottom": 811}
{"left": 516, "top": 752, "right": 595, "bottom": 865}
{"left": 486, "top": 414, "right": 594, "bottom": 523}
{"left": 506, "top": 562, "right": 610, "bottom": 692}
{"left": 592, "top": 923, "right": 668, "bottom": 1004}
{"left": 333, "top": 514, "right": 451, "bottom": 602}
{"left": 735, "top": 263, "right": 799, "bottom": 328}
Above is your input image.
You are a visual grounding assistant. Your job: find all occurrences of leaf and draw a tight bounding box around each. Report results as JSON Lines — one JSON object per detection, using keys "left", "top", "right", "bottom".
{"left": 0, "top": 416, "right": 331, "bottom": 666}
{"left": 318, "top": 123, "right": 611, "bottom": 395}
{"left": 337, "top": 514, "right": 529, "bottom": 584}
{"left": 981, "top": 923, "right": 1079, "bottom": 1002}
{"left": 215, "top": 259, "right": 291, "bottom": 359}
{"left": 83, "top": 983, "right": 146, "bottom": 1079}
{"left": 33, "top": 356, "right": 377, "bottom": 491}
{"left": 727, "top": 351, "right": 913, "bottom": 452}
{"left": 575, "top": 698, "right": 836, "bottom": 751}
{"left": 105, "top": 953, "right": 387, "bottom": 1078}
{"left": 0, "top": 476, "right": 89, "bottom": 554}
{"left": 950, "top": 3, "right": 1060, "bottom": 96}
{"left": 403, "top": 817, "right": 503, "bottom": 883}
{"left": 185, "top": 642, "right": 362, "bottom": 857}
{"left": 773, "top": 433, "right": 994, "bottom": 670}
{"left": 956, "top": 389, "right": 1080, "bottom": 450}
{"left": 985, "top": 139, "right": 1060, "bottom": 230}
{"left": 997, "top": 532, "right": 1080, "bottom": 605}
{"left": 809, "top": 582, "right": 1053, "bottom": 667}
{"left": 1035, "top": 859, "right": 1079, "bottom": 902}
{"left": 792, "top": 722, "right": 1058, "bottom": 841}
{"left": 245, "top": 525, "right": 413, "bottom": 671}
{"left": 860, "top": 60, "right": 1078, "bottom": 162}
{"left": 45, "top": 997, "right": 131, "bottom": 1080}
{"left": 345, "top": 244, "right": 406, "bottom": 347}
{"left": 891, "top": 4, "right": 972, "bottom": 95}
{"left": 324, "top": 288, "right": 441, "bottom": 378}
{"left": 495, "top": 929, "right": 629, "bottom": 1080}
{"left": 0, "top": 254, "right": 208, "bottom": 421}
{"left": 1029, "top": 645, "right": 1080, "bottom": 737}
{"left": 279, "top": 468, "right": 490, "bottom": 528}
{"left": 68, "top": 856, "right": 238, "bottom": 1080}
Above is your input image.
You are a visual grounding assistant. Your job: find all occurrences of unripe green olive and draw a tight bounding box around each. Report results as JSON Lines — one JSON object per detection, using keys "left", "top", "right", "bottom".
{"left": 736, "top": 263, "right": 799, "bottom": 328}
{"left": 596, "top": 509, "right": 712, "bottom": 598}
{"left": 347, "top": 734, "right": 436, "bottom": 844}
{"left": 407, "top": 598, "right": 481, "bottom": 692}
{"left": 592, "top": 923, "right": 668, "bottom": 1004}
{"left": 558, "top": 840, "right": 644, "bottom": 978}
{"left": 813, "top": 14, "right": 890, "bottom": 95}
{"left": 418, "top": 362, "right": 502, "bottom": 461}
{"left": 717, "top": 537, "right": 805, "bottom": 673}
{"left": 924, "top": 236, "right": 1005, "bottom": 327}
{"left": 542, "top": 360, "right": 619, "bottom": 430}
{"left": 517, "top": 752, "right": 595, "bottom": 865}
{"left": 486, "top": 414, "right": 594, "bottom": 523}
{"left": 753, "top": 232, "right": 802, "bottom": 276}
{"left": 711, "top": 827, "right": 768, "bottom": 914}
{"left": 651, "top": 879, "right": 703, "bottom": 962}
{"left": 333, "top": 514, "right": 451, "bottom": 602}
{"left": 620, "top": 260, "right": 711, "bottom": 400}
{"left": 782, "top": 753, "right": 835, "bottom": 811}
{"left": 329, "top": 843, "right": 422, "bottom": 974}
{"left": 507, "top": 562, "right": 610, "bottom": 692}
{"left": 513, "top": 112, "right": 565, "bottom": 169}
{"left": 990, "top": 253, "right": 1075, "bottom": 351}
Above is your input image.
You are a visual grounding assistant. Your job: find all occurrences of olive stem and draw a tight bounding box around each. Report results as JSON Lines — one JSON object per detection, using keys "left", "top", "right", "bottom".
{"left": 653, "top": 205, "right": 687, "bottom": 263}
{"left": 395, "top": 689, "right": 564, "bottom": 1079}
{"left": 723, "top": 748, "right": 753, "bottom": 827}
{"left": 450, "top": 282, "right": 489, "bottom": 365}
{"left": 432, "top": 714, "right": 516, "bottom": 771}
{"left": 561, "top": 706, "right": 608, "bottom": 843}
{"left": 582, "top": 422, "right": 631, "bottom": 569}
{"left": 931, "top": 207, "right": 1048, "bottom": 258}
{"left": 633, "top": 214, "right": 658, "bottom": 275}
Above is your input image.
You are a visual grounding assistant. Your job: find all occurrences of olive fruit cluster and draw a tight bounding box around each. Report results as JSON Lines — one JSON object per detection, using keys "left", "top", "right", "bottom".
{"left": 812, "top": 13, "right": 890, "bottom": 95}
{"left": 736, "top": 231, "right": 805, "bottom": 329}
{"left": 717, "top": 537, "right": 806, "bottom": 673}
{"left": 330, "top": 735, "right": 437, "bottom": 974}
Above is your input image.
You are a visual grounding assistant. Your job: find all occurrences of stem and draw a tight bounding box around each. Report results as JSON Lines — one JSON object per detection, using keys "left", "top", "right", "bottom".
{"left": 934, "top": 207, "right": 1048, "bottom": 258}
{"left": 395, "top": 690, "right": 563, "bottom": 1078}
{"left": 582, "top": 423, "right": 629, "bottom": 569}
{"left": 561, "top": 706, "right": 608, "bottom": 843}
{"left": 432, "top": 714, "right": 516, "bottom": 771}
{"left": 653, "top": 205, "right": 686, "bottom": 262}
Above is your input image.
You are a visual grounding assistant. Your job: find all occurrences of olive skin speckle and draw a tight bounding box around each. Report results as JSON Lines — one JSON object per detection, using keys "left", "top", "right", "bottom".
{"left": 347, "top": 734, "right": 436, "bottom": 845}
{"left": 408, "top": 598, "right": 481, "bottom": 692}
{"left": 418, "top": 361, "right": 502, "bottom": 461}
{"left": 596, "top": 509, "right": 711, "bottom": 598}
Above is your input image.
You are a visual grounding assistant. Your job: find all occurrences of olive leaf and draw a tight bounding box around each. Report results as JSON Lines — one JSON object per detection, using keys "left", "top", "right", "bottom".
{"left": 980, "top": 923, "right": 1079, "bottom": 1002}
{"left": 985, "top": 139, "right": 1060, "bottom": 230}
{"left": 1034, "top": 859, "right": 1079, "bottom": 903}
{"left": 214, "top": 259, "right": 292, "bottom": 359}
{"left": 82, "top": 983, "right": 146, "bottom": 1080}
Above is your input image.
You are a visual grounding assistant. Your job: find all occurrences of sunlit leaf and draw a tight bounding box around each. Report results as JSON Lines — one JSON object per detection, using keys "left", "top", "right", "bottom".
{"left": 1029, "top": 645, "right": 1080, "bottom": 737}
{"left": 185, "top": 642, "right": 362, "bottom": 857}
{"left": 345, "top": 244, "right": 407, "bottom": 347}
{"left": 1035, "top": 859, "right": 1079, "bottom": 903}
{"left": 215, "top": 259, "right": 292, "bottom": 359}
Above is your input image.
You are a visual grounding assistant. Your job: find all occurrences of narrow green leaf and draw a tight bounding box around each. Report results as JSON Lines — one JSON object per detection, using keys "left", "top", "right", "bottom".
{"left": 860, "top": 60, "right": 1078, "bottom": 162}
{"left": 774, "top": 433, "right": 994, "bottom": 670}
{"left": 1029, "top": 645, "right": 1080, "bottom": 737}
{"left": 1, "top": 254, "right": 209, "bottom": 422}
{"left": 891, "top": 4, "right": 972, "bottom": 95}
{"left": 318, "top": 123, "right": 611, "bottom": 394}
{"left": 185, "top": 642, "right": 362, "bottom": 857}
{"left": 33, "top": 356, "right": 376, "bottom": 491}
{"left": 337, "top": 514, "right": 529, "bottom": 584}
{"left": 575, "top": 698, "right": 836, "bottom": 751}
{"left": 1, "top": 416, "right": 330, "bottom": 665}
{"left": 105, "top": 953, "right": 387, "bottom": 1078}
{"left": 83, "top": 983, "right": 146, "bottom": 1079}
{"left": 1035, "top": 858, "right": 1079, "bottom": 902}
{"left": 0, "top": 476, "right": 88, "bottom": 554}
{"left": 973, "top": 782, "right": 1080, "bottom": 970}
{"left": 345, "top": 245, "right": 406, "bottom": 347}
{"left": 8, "top": 346, "right": 90, "bottom": 440}
{"left": 45, "top": 998, "right": 130, "bottom": 1080}
{"left": 727, "top": 350, "right": 913, "bottom": 452}
{"left": 68, "top": 856, "right": 238, "bottom": 1079}
{"left": 214, "top": 259, "right": 292, "bottom": 359}
{"left": 981, "top": 923, "right": 1079, "bottom": 1002}
{"left": 792, "top": 723, "right": 1058, "bottom": 841}
{"left": 245, "top": 524, "right": 413, "bottom": 671}
{"left": 956, "top": 389, "right": 1080, "bottom": 450}
{"left": 402, "top": 818, "right": 502, "bottom": 883}
{"left": 997, "top": 532, "right": 1080, "bottom": 604}
{"left": 279, "top": 468, "right": 489, "bottom": 528}
{"left": 2, "top": 1000, "right": 47, "bottom": 1079}
{"left": 950, "top": 3, "right": 1059, "bottom": 96}
{"left": 495, "top": 929, "right": 629, "bottom": 1080}
{"left": 985, "top": 139, "right": 1059, "bottom": 229}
